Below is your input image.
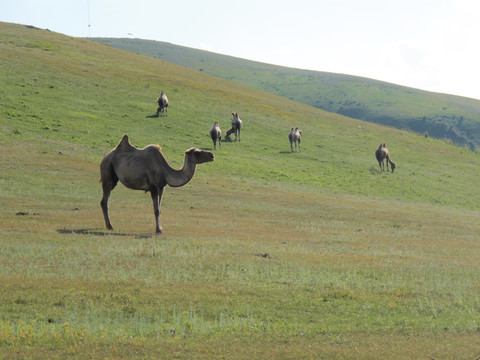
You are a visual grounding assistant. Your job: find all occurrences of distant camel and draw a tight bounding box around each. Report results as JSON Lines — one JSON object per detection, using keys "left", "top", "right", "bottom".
{"left": 100, "top": 135, "right": 214, "bottom": 234}
{"left": 288, "top": 127, "right": 303, "bottom": 152}
{"left": 375, "top": 143, "right": 396, "bottom": 173}
{"left": 226, "top": 112, "right": 243, "bottom": 141}
{"left": 209, "top": 121, "right": 222, "bottom": 150}
{"left": 156, "top": 91, "right": 168, "bottom": 117}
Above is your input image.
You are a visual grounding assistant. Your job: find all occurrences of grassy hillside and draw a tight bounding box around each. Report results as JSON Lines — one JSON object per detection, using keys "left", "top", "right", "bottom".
{"left": 93, "top": 38, "right": 480, "bottom": 151}
{"left": 2, "top": 22, "right": 480, "bottom": 359}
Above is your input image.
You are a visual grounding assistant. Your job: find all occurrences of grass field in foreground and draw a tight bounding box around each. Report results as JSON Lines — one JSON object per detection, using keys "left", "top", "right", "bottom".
{"left": 1, "top": 22, "right": 480, "bottom": 359}
{"left": 1, "top": 143, "right": 480, "bottom": 359}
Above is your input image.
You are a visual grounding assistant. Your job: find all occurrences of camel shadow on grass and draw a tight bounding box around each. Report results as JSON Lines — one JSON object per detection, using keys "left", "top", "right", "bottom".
{"left": 146, "top": 114, "right": 160, "bottom": 119}
{"left": 57, "top": 228, "right": 153, "bottom": 239}
{"left": 369, "top": 166, "right": 393, "bottom": 175}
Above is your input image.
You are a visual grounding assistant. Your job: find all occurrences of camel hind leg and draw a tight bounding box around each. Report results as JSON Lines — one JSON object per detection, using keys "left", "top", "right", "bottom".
{"left": 100, "top": 162, "right": 118, "bottom": 230}
{"left": 100, "top": 180, "right": 117, "bottom": 230}
{"left": 378, "top": 159, "right": 384, "bottom": 171}
{"left": 101, "top": 190, "right": 113, "bottom": 230}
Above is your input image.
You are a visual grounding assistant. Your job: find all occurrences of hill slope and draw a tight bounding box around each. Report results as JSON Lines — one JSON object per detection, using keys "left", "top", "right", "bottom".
{"left": 0, "top": 22, "right": 479, "bottom": 209}
{"left": 93, "top": 38, "right": 480, "bottom": 150}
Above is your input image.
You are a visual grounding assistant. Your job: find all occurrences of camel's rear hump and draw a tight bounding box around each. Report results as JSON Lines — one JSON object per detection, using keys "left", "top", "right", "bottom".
{"left": 115, "top": 134, "right": 136, "bottom": 152}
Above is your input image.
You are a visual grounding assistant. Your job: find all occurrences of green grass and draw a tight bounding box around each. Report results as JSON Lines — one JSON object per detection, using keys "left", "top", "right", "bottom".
{"left": 94, "top": 37, "right": 480, "bottom": 150}
{"left": 1, "top": 22, "right": 480, "bottom": 359}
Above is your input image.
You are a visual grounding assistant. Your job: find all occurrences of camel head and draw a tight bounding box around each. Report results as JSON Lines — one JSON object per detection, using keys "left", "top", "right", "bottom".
{"left": 185, "top": 148, "right": 214, "bottom": 164}
{"left": 390, "top": 162, "right": 396, "bottom": 173}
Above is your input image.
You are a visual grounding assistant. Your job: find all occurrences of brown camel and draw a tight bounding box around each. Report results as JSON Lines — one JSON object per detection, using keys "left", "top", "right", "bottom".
{"left": 100, "top": 135, "right": 214, "bottom": 234}
{"left": 288, "top": 127, "right": 303, "bottom": 152}
{"left": 226, "top": 112, "right": 243, "bottom": 141}
{"left": 156, "top": 91, "right": 168, "bottom": 117}
{"left": 375, "top": 143, "right": 396, "bottom": 173}
{"left": 209, "top": 121, "right": 222, "bottom": 150}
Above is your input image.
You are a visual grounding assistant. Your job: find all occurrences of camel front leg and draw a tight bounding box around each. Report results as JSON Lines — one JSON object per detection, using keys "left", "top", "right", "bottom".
{"left": 150, "top": 186, "right": 165, "bottom": 234}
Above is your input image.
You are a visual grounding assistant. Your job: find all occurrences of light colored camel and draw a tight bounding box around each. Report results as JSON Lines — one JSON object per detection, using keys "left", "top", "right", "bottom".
{"left": 209, "top": 121, "right": 222, "bottom": 150}
{"left": 288, "top": 127, "right": 303, "bottom": 152}
{"left": 226, "top": 112, "right": 243, "bottom": 141}
{"left": 375, "top": 143, "right": 396, "bottom": 173}
{"left": 156, "top": 91, "right": 168, "bottom": 117}
{"left": 100, "top": 135, "right": 214, "bottom": 234}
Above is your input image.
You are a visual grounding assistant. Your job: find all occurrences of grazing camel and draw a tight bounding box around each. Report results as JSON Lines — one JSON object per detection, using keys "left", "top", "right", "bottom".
{"left": 375, "top": 143, "right": 396, "bottom": 173}
{"left": 226, "top": 112, "right": 243, "bottom": 141}
{"left": 100, "top": 135, "right": 214, "bottom": 234}
{"left": 156, "top": 91, "right": 169, "bottom": 117}
{"left": 288, "top": 127, "right": 303, "bottom": 152}
{"left": 209, "top": 121, "right": 222, "bottom": 150}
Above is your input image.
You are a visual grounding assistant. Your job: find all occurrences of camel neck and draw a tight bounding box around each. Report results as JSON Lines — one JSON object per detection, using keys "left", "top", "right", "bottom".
{"left": 165, "top": 156, "right": 196, "bottom": 187}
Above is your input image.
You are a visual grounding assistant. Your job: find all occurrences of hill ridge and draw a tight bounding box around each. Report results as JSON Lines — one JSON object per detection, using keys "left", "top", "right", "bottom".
{"left": 92, "top": 37, "right": 480, "bottom": 151}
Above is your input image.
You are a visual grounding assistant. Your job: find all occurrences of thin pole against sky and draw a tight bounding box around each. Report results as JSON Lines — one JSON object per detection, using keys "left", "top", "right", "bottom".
{"left": 87, "top": 0, "right": 91, "bottom": 37}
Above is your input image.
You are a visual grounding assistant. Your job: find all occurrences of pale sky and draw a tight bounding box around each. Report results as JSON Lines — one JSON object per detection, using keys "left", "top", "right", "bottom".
{"left": 2, "top": 0, "right": 480, "bottom": 100}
